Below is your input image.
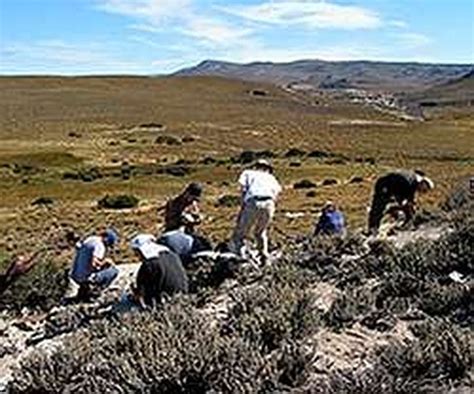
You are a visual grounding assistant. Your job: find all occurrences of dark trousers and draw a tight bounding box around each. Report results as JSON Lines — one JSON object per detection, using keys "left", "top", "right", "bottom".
{"left": 368, "top": 192, "right": 390, "bottom": 233}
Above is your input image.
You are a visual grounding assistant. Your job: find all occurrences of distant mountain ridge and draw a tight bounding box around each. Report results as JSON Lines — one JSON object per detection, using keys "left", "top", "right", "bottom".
{"left": 174, "top": 59, "right": 473, "bottom": 92}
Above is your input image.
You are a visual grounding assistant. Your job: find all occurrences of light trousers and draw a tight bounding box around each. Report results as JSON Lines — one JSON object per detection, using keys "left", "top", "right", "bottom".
{"left": 232, "top": 198, "right": 275, "bottom": 258}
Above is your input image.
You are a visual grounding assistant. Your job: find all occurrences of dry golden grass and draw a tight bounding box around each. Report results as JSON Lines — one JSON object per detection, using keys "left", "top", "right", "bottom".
{"left": 0, "top": 76, "right": 472, "bottom": 251}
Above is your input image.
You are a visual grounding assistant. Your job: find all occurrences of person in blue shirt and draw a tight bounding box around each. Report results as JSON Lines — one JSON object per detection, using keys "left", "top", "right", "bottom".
{"left": 314, "top": 201, "right": 346, "bottom": 237}
{"left": 157, "top": 213, "right": 212, "bottom": 265}
{"left": 69, "top": 228, "right": 119, "bottom": 300}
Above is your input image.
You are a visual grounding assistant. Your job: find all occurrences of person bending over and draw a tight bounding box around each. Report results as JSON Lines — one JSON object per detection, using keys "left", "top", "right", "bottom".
{"left": 131, "top": 234, "right": 188, "bottom": 308}
{"left": 368, "top": 170, "right": 434, "bottom": 235}
{"left": 162, "top": 182, "right": 203, "bottom": 233}
{"left": 230, "top": 159, "right": 282, "bottom": 264}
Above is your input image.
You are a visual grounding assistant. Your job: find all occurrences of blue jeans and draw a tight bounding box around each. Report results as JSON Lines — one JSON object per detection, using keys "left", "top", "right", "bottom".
{"left": 89, "top": 266, "right": 119, "bottom": 288}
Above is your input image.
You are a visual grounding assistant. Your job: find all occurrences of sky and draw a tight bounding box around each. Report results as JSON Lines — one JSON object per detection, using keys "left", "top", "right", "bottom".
{"left": 0, "top": 0, "right": 473, "bottom": 75}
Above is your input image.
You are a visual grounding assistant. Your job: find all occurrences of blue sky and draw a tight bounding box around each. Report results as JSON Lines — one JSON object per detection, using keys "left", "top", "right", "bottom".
{"left": 0, "top": 0, "right": 473, "bottom": 74}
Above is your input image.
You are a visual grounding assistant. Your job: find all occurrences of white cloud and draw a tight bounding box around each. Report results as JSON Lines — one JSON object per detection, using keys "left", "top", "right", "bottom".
{"left": 98, "top": 0, "right": 192, "bottom": 23}
{"left": 396, "top": 32, "right": 432, "bottom": 49}
{"left": 220, "top": 1, "right": 382, "bottom": 30}
{"left": 99, "top": 0, "right": 250, "bottom": 47}
{"left": 180, "top": 17, "right": 254, "bottom": 46}
{"left": 0, "top": 40, "right": 149, "bottom": 74}
{"left": 389, "top": 20, "right": 408, "bottom": 29}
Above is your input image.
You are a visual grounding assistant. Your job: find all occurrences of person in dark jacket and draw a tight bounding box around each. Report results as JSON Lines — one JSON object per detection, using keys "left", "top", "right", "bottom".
{"left": 162, "top": 183, "right": 203, "bottom": 233}
{"left": 368, "top": 170, "right": 434, "bottom": 234}
{"left": 314, "top": 201, "right": 346, "bottom": 237}
{"left": 131, "top": 234, "right": 188, "bottom": 308}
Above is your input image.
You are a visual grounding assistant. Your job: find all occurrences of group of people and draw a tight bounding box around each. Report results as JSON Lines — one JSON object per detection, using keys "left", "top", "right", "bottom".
{"left": 65, "top": 161, "right": 434, "bottom": 307}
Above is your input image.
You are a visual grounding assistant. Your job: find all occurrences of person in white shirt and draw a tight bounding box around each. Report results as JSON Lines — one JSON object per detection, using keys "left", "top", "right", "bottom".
{"left": 230, "top": 159, "right": 282, "bottom": 264}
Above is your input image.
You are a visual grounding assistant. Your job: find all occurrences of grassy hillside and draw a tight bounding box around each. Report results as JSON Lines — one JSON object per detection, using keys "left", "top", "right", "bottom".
{"left": 0, "top": 76, "right": 473, "bottom": 255}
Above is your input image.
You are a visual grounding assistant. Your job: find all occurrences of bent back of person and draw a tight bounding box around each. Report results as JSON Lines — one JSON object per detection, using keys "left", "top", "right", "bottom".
{"left": 136, "top": 251, "right": 188, "bottom": 307}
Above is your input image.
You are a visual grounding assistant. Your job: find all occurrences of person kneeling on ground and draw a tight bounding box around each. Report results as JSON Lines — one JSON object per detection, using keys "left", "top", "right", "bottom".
{"left": 161, "top": 182, "right": 203, "bottom": 233}
{"left": 131, "top": 234, "right": 188, "bottom": 308}
{"left": 314, "top": 201, "right": 346, "bottom": 237}
{"left": 68, "top": 228, "right": 119, "bottom": 300}
{"left": 230, "top": 159, "right": 282, "bottom": 264}
{"left": 368, "top": 170, "right": 434, "bottom": 235}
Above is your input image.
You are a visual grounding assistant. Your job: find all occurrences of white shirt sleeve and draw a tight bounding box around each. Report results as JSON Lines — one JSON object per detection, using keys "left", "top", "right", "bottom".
{"left": 272, "top": 176, "right": 282, "bottom": 197}
{"left": 92, "top": 239, "right": 106, "bottom": 260}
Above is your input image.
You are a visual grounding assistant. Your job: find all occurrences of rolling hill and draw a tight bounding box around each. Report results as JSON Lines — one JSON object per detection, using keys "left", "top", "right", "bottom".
{"left": 404, "top": 69, "right": 474, "bottom": 107}
{"left": 174, "top": 59, "right": 473, "bottom": 92}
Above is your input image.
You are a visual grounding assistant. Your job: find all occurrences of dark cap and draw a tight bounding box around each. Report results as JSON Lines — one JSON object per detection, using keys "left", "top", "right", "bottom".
{"left": 254, "top": 159, "right": 273, "bottom": 172}
{"left": 185, "top": 182, "right": 203, "bottom": 198}
{"left": 103, "top": 228, "right": 119, "bottom": 246}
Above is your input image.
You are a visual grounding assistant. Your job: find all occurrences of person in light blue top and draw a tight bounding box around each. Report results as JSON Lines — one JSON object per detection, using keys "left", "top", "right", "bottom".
{"left": 157, "top": 213, "right": 212, "bottom": 265}
{"left": 314, "top": 201, "right": 346, "bottom": 237}
{"left": 69, "top": 228, "right": 119, "bottom": 299}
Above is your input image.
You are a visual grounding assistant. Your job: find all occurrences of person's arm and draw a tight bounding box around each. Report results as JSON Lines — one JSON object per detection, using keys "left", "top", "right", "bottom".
{"left": 313, "top": 215, "right": 324, "bottom": 236}
{"left": 90, "top": 242, "right": 112, "bottom": 269}
{"left": 273, "top": 178, "right": 282, "bottom": 201}
{"left": 238, "top": 171, "right": 249, "bottom": 204}
{"left": 401, "top": 200, "right": 416, "bottom": 224}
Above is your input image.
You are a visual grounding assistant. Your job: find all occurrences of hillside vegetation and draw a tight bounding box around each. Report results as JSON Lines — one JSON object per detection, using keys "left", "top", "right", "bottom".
{"left": 0, "top": 76, "right": 473, "bottom": 250}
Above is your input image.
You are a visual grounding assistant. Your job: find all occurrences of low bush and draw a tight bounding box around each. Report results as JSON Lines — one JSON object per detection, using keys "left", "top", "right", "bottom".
{"left": 31, "top": 197, "right": 54, "bottom": 206}
{"left": 293, "top": 179, "right": 316, "bottom": 189}
{"left": 321, "top": 178, "right": 338, "bottom": 186}
{"left": 284, "top": 148, "right": 306, "bottom": 158}
{"left": 154, "top": 135, "right": 182, "bottom": 145}
{"left": 97, "top": 194, "right": 139, "bottom": 209}
{"left": 232, "top": 150, "right": 275, "bottom": 164}
{"left": 0, "top": 258, "right": 67, "bottom": 312}
{"left": 319, "top": 318, "right": 472, "bottom": 393}
{"left": 62, "top": 167, "right": 102, "bottom": 182}
{"left": 215, "top": 194, "right": 240, "bottom": 207}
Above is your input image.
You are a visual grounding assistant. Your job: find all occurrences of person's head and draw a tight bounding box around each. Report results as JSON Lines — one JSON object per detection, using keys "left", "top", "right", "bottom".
{"left": 323, "top": 201, "right": 335, "bottom": 213}
{"left": 130, "top": 234, "right": 167, "bottom": 261}
{"left": 182, "top": 182, "right": 203, "bottom": 203}
{"left": 254, "top": 159, "right": 274, "bottom": 173}
{"left": 101, "top": 228, "right": 119, "bottom": 247}
{"left": 417, "top": 176, "right": 435, "bottom": 194}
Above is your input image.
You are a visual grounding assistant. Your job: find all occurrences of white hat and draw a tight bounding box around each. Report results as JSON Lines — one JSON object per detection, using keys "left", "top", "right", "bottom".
{"left": 130, "top": 234, "right": 169, "bottom": 259}
{"left": 415, "top": 173, "right": 434, "bottom": 190}
{"left": 323, "top": 200, "right": 334, "bottom": 208}
{"left": 254, "top": 159, "right": 274, "bottom": 172}
{"left": 422, "top": 176, "right": 435, "bottom": 190}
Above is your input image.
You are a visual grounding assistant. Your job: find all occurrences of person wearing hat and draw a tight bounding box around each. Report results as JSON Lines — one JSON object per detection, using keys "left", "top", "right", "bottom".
{"left": 162, "top": 182, "right": 203, "bottom": 233}
{"left": 230, "top": 159, "right": 282, "bottom": 263}
{"left": 69, "top": 228, "right": 119, "bottom": 299}
{"left": 314, "top": 201, "right": 346, "bottom": 237}
{"left": 368, "top": 170, "right": 435, "bottom": 235}
{"left": 130, "top": 234, "right": 188, "bottom": 308}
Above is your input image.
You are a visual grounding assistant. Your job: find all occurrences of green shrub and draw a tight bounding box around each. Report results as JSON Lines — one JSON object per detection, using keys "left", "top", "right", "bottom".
{"left": 215, "top": 194, "right": 240, "bottom": 207}
{"left": 97, "top": 194, "right": 139, "bottom": 209}
{"left": 0, "top": 259, "right": 67, "bottom": 312}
